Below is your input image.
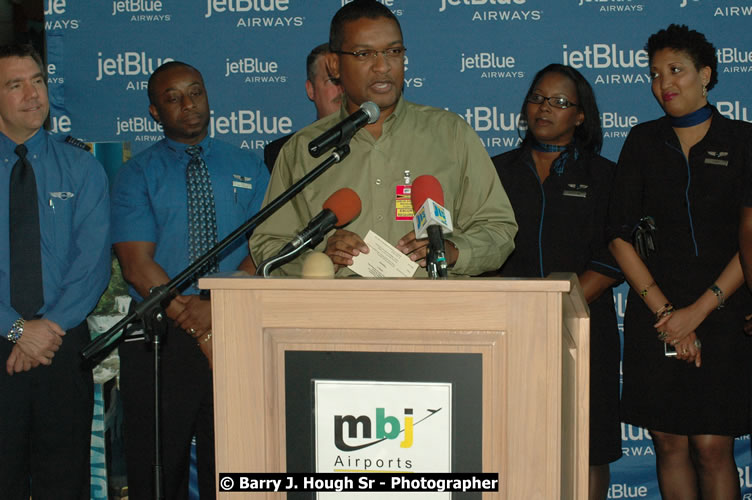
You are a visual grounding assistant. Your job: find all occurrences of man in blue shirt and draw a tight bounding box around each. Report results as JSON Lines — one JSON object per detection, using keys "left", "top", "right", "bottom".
{"left": 111, "top": 61, "right": 269, "bottom": 500}
{"left": 0, "top": 43, "right": 111, "bottom": 499}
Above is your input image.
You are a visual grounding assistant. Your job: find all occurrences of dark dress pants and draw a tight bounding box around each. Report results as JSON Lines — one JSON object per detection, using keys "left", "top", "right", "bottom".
{"left": 0, "top": 322, "right": 94, "bottom": 500}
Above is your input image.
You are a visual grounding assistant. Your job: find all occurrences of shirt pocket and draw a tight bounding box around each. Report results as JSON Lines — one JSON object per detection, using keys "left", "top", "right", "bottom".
{"left": 43, "top": 191, "right": 76, "bottom": 263}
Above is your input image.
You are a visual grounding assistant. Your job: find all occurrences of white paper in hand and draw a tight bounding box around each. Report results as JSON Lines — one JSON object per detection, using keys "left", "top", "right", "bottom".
{"left": 347, "top": 230, "right": 419, "bottom": 278}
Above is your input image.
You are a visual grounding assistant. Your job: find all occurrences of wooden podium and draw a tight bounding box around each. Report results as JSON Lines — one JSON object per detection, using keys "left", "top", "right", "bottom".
{"left": 199, "top": 273, "right": 589, "bottom": 499}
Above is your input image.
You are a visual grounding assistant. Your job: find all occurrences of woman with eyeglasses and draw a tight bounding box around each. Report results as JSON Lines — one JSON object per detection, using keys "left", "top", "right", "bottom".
{"left": 608, "top": 24, "right": 752, "bottom": 499}
{"left": 490, "top": 63, "right": 621, "bottom": 500}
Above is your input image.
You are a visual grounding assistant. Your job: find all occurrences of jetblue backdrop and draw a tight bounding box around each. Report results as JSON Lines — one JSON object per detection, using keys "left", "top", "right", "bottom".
{"left": 43, "top": 0, "right": 752, "bottom": 499}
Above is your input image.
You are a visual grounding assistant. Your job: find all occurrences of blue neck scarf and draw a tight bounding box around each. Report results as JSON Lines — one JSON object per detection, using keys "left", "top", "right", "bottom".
{"left": 670, "top": 104, "right": 712, "bottom": 128}
{"left": 532, "top": 140, "right": 579, "bottom": 175}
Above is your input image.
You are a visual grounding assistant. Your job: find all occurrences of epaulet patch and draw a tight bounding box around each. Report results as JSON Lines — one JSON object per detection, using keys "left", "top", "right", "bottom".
{"left": 64, "top": 135, "right": 92, "bottom": 152}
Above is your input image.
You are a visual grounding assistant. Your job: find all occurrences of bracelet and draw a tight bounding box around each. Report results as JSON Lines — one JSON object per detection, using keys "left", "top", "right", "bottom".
{"left": 6, "top": 318, "right": 25, "bottom": 343}
{"left": 640, "top": 281, "right": 656, "bottom": 298}
{"left": 709, "top": 284, "right": 725, "bottom": 309}
{"left": 655, "top": 303, "right": 675, "bottom": 320}
{"left": 197, "top": 331, "right": 212, "bottom": 345}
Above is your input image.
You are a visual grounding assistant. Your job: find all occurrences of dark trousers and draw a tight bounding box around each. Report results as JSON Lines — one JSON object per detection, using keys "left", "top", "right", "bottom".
{"left": 0, "top": 322, "right": 94, "bottom": 500}
{"left": 119, "top": 319, "right": 215, "bottom": 500}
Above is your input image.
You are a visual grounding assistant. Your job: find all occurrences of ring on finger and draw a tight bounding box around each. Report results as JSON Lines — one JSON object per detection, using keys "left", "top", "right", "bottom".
{"left": 694, "top": 339, "right": 702, "bottom": 349}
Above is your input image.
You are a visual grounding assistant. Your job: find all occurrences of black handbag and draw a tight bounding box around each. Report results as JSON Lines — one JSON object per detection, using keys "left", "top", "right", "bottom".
{"left": 632, "top": 216, "right": 656, "bottom": 261}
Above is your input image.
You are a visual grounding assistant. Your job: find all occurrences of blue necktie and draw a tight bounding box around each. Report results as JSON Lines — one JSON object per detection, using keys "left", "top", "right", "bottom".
{"left": 185, "top": 145, "right": 219, "bottom": 274}
{"left": 9, "top": 144, "right": 44, "bottom": 319}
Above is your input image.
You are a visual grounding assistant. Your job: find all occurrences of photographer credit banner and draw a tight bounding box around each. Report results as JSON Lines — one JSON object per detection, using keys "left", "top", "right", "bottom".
{"left": 44, "top": 1, "right": 752, "bottom": 498}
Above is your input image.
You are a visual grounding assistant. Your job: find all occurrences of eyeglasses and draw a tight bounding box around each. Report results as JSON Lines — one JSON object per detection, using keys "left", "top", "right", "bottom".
{"left": 526, "top": 93, "right": 579, "bottom": 109}
{"left": 334, "top": 47, "right": 407, "bottom": 62}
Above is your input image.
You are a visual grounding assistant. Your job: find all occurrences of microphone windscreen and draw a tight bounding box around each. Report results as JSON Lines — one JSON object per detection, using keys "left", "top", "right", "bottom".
{"left": 322, "top": 188, "right": 362, "bottom": 226}
{"left": 302, "top": 252, "right": 335, "bottom": 278}
{"left": 411, "top": 175, "right": 445, "bottom": 211}
{"left": 360, "top": 101, "right": 380, "bottom": 124}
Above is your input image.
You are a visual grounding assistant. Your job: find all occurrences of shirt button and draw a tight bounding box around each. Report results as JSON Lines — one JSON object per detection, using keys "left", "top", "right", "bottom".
{"left": 375, "top": 178, "right": 382, "bottom": 185}
{"left": 377, "top": 215, "right": 384, "bottom": 221}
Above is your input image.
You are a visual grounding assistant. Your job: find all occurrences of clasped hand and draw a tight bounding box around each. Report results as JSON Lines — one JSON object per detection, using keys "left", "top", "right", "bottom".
{"left": 654, "top": 306, "right": 704, "bottom": 367}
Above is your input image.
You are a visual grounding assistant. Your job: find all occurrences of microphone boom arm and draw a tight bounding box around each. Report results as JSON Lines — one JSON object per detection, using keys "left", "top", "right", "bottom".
{"left": 81, "top": 143, "right": 352, "bottom": 363}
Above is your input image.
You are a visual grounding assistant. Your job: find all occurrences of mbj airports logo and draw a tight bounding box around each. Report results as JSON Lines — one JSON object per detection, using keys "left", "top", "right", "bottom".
{"left": 576, "top": 0, "right": 644, "bottom": 13}
{"left": 203, "top": 0, "right": 305, "bottom": 29}
{"left": 111, "top": 0, "right": 171, "bottom": 22}
{"left": 224, "top": 56, "right": 288, "bottom": 84}
{"left": 438, "top": 0, "right": 542, "bottom": 22}
{"left": 562, "top": 43, "right": 650, "bottom": 85}
{"left": 332, "top": 407, "right": 442, "bottom": 470}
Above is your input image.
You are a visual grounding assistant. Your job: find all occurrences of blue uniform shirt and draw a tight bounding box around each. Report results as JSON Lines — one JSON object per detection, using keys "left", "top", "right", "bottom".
{"left": 111, "top": 135, "right": 269, "bottom": 301}
{"left": 0, "top": 129, "right": 111, "bottom": 334}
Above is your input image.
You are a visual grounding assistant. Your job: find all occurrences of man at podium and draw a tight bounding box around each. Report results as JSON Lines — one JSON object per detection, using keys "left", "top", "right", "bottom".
{"left": 250, "top": 0, "right": 517, "bottom": 278}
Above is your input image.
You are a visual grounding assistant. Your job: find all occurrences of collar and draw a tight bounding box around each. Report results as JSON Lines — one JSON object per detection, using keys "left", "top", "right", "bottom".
{"left": 338, "top": 94, "right": 407, "bottom": 141}
{"left": 0, "top": 128, "right": 47, "bottom": 162}
{"left": 661, "top": 105, "right": 733, "bottom": 152}
{"left": 163, "top": 134, "right": 213, "bottom": 162}
{"left": 669, "top": 104, "right": 712, "bottom": 128}
{"left": 523, "top": 139, "right": 580, "bottom": 176}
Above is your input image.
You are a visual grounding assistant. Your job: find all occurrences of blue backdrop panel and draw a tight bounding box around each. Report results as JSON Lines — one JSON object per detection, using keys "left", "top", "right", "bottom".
{"left": 43, "top": 1, "right": 752, "bottom": 498}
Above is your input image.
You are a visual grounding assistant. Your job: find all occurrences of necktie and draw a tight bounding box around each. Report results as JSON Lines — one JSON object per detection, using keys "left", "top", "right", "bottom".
{"left": 185, "top": 145, "right": 219, "bottom": 274}
{"left": 9, "top": 144, "right": 44, "bottom": 319}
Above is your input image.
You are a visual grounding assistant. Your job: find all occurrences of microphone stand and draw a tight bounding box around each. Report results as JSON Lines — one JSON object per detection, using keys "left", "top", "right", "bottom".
{"left": 80, "top": 142, "right": 351, "bottom": 500}
{"left": 256, "top": 239, "right": 312, "bottom": 277}
{"left": 426, "top": 226, "right": 449, "bottom": 279}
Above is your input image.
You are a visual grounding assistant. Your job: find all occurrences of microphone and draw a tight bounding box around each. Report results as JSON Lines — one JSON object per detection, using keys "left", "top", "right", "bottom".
{"left": 411, "top": 175, "right": 453, "bottom": 279}
{"left": 257, "top": 188, "right": 362, "bottom": 276}
{"left": 308, "top": 101, "right": 380, "bottom": 157}
{"left": 302, "top": 252, "right": 335, "bottom": 279}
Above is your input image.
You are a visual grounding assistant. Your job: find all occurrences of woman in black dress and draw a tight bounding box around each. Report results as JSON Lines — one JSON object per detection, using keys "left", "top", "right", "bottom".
{"left": 491, "top": 64, "right": 621, "bottom": 500}
{"left": 608, "top": 24, "right": 752, "bottom": 499}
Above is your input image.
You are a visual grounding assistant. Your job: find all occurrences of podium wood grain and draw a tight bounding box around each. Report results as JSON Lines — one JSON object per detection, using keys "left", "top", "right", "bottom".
{"left": 200, "top": 273, "right": 589, "bottom": 499}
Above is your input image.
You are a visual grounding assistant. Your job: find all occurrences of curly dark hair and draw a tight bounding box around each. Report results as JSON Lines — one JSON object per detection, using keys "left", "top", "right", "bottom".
{"left": 646, "top": 24, "right": 718, "bottom": 91}
{"left": 518, "top": 64, "right": 603, "bottom": 155}
{"left": 329, "top": 0, "right": 402, "bottom": 52}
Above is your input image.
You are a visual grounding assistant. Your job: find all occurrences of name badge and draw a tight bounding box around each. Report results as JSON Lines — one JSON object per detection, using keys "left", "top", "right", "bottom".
{"left": 395, "top": 184, "right": 413, "bottom": 220}
{"left": 563, "top": 183, "right": 587, "bottom": 198}
{"left": 705, "top": 151, "right": 729, "bottom": 166}
{"left": 232, "top": 174, "right": 253, "bottom": 190}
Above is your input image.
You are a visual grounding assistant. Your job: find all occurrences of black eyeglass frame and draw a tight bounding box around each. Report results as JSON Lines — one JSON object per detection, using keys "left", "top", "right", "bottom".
{"left": 333, "top": 47, "right": 407, "bottom": 60}
{"left": 526, "top": 93, "right": 579, "bottom": 109}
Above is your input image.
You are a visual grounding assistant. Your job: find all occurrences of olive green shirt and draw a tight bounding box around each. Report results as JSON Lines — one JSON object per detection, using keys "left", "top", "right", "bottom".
{"left": 250, "top": 97, "right": 517, "bottom": 277}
